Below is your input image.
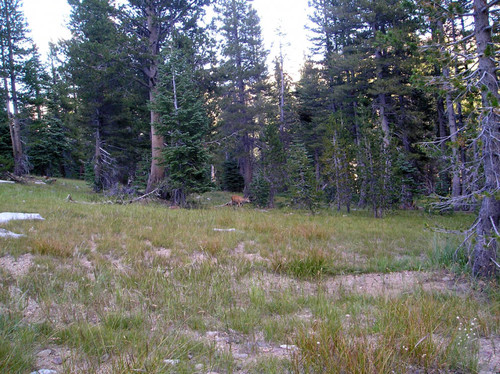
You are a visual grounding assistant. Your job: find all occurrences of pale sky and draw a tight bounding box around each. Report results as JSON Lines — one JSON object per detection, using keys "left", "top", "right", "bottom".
{"left": 22, "top": 0, "right": 312, "bottom": 80}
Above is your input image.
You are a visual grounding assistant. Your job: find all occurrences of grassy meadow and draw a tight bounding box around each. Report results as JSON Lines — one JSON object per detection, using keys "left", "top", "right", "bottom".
{"left": 0, "top": 179, "right": 498, "bottom": 373}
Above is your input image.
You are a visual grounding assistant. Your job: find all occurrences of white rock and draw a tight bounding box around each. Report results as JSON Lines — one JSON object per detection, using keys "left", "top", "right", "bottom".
{"left": 163, "top": 359, "right": 180, "bottom": 365}
{"left": 0, "top": 228, "right": 24, "bottom": 238}
{"left": 0, "top": 180, "right": 14, "bottom": 184}
{"left": 30, "top": 370, "right": 57, "bottom": 374}
{"left": 0, "top": 212, "right": 44, "bottom": 224}
{"left": 279, "top": 344, "right": 298, "bottom": 350}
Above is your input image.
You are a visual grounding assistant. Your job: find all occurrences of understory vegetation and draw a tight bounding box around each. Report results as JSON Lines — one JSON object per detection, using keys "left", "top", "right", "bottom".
{"left": 0, "top": 180, "right": 498, "bottom": 373}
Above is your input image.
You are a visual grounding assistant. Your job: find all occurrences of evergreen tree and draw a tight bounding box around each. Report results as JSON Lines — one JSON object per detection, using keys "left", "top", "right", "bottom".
{"left": 65, "top": 0, "right": 147, "bottom": 191}
{"left": 0, "top": 0, "right": 32, "bottom": 175}
{"left": 153, "top": 34, "right": 212, "bottom": 206}
{"left": 221, "top": 158, "right": 244, "bottom": 192}
{"left": 321, "top": 114, "right": 355, "bottom": 212}
{"left": 215, "top": 0, "right": 269, "bottom": 194}
{"left": 295, "top": 60, "right": 328, "bottom": 184}
{"left": 286, "top": 140, "right": 321, "bottom": 212}
{"left": 121, "top": 0, "right": 210, "bottom": 193}
{"left": 259, "top": 122, "right": 287, "bottom": 207}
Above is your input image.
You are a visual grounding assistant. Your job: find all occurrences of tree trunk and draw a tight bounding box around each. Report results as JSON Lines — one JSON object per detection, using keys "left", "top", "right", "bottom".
{"left": 94, "top": 124, "right": 102, "bottom": 191}
{"left": 374, "top": 40, "right": 390, "bottom": 148}
{"left": 145, "top": 5, "right": 165, "bottom": 193}
{"left": 241, "top": 134, "right": 253, "bottom": 195}
{"left": 471, "top": 0, "right": 499, "bottom": 277}
{"left": 2, "top": 1, "right": 25, "bottom": 176}
{"left": 444, "top": 79, "right": 461, "bottom": 200}
{"left": 436, "top": 18, "right": 461, "bottom": 201}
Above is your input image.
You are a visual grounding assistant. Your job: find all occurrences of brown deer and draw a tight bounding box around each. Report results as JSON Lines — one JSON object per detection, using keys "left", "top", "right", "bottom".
{"left": 231, "top": 195, "right": 250, "bottom": 207}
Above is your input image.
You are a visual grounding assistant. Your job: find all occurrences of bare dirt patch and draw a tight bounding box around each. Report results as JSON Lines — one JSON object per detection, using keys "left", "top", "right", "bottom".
{"left": 202, "top": 329, "right": 297, "bottom": 367}
{"left": 479, "top": 336, "right": 500, "bottom": 374}
{"left": 241, "top": 270, "right": 469, "bottom": 299}
{"left": 189, "top": 251, "right": 218, "bottom": 266}
{"left": 232, "top": 241, "right": 269, "bottom": 264}
{"left": 321, "top": 271, "right": 469, "bottom": 297}
{"left": 0, "top": 253, "right": 34, "bottom": 278}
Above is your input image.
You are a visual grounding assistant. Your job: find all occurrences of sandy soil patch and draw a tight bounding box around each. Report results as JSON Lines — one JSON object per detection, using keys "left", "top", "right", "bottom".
{"left": 202, "top": 329, "right": 297, "bottom": 366}
{"left": 479, "top": 336, "right": 500, "bottom": 374}
{"left": 232, "top": 241, "right": 270, "bottom": 264}
{"left": 0, "top": 253, "right": 34, "bottom": 277}
{"left": 241, "top": 270, "right": 469, "bottom": 299}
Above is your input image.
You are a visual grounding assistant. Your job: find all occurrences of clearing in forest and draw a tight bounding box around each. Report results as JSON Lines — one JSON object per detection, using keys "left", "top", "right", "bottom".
{"left": 0, "top": 179, "right": 498, "bottom": 373}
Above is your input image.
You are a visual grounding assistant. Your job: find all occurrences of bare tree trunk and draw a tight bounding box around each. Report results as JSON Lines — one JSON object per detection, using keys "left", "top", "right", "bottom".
{"left": 437, "top": 18, "right": 461, "bottom": 201}
{"left": 241, "top": 134, "right": 253, "bottom": 196}
{"left": 145, "top": 5, "right": 165, "bottom": 193}
{"left": 94, "top": 123, "right": 102, "bottom": 190}
{"left": 1, "top": 1, "right": 25, "bottom": 176}
{"left": 471, "top": 0, "right": 499, "bottom": 277}
{"left": 444, "top": 76, "right": 461, "bottom": 200}
{"left": 374, "top": 40, "right": 390, "bottom": 148}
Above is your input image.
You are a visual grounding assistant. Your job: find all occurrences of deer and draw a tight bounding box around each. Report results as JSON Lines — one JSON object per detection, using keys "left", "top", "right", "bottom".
{"left": 231, "top": 195, "right": 250, "bottom": 207}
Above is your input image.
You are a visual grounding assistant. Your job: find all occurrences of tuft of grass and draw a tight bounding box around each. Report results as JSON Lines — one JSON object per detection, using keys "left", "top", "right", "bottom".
{"left": 272, "top": 249, "right": 332, "bottom": 279}
{"left": 30, "top": 237, "right": 73, "bottom": 257}
{"left": 427, "top": 237, "right": 470, "bottom": 274}
{"left": 0, "top": 314, "right": 52, "bottom": 373}
{"left": 293, "top": 291, "right": 485, "bottom": 373}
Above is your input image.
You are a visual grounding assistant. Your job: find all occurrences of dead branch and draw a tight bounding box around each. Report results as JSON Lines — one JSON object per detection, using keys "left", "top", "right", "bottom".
{"left": 122, "top": 188, "right": 159, "bottom": 204}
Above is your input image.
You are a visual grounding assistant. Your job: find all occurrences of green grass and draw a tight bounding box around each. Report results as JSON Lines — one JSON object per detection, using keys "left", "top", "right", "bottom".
{"left": 0, "top": 178, "right": 497, "bottom": 373}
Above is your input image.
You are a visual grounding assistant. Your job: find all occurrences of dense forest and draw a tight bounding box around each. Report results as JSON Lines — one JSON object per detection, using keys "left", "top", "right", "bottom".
{"left": 0, "top": 0, "right": 498, "bottom": 276}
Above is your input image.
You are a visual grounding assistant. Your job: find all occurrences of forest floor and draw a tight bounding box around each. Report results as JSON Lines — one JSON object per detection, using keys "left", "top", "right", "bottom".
{"left": 0, "top": 178, "right": 498, "bottom": 373}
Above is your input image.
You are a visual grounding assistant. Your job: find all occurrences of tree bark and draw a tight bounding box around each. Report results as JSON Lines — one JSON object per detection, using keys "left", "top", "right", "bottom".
{"left": 437, "top": 19, "right": 461, "bottom": 201}
{"left": 471, "top": 0, "right": 500, "bottom": 277}
{"left": 2, "top": 0, "right": 25, "bottom": 176}
{"left": 145, "top": 4, "right": 165, "bottom": 193}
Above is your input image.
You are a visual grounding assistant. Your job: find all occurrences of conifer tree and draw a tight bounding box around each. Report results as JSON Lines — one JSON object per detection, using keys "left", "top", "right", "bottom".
{"left": 215, "top": 0, "right": 269, "bottom": 194}
{"left": 121, "top": 0, "right": 210, "bottom": 193}
{"left": 66, "top": 0, "right": 147, "bottom": 190}
{"left": 153, "top": 33, "right": 212, "bottom": 206}
{"left": 286, "top": 140, "right": 321, "bottom": 212}
{"left": 0, "top": 0, "right": 32, "bottom": 175}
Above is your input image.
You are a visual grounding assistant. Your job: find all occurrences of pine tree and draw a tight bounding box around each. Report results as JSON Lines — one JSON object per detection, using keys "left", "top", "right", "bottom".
{"left": 295, "top": 60, "right": 328, "bottom": 184}
{"left": 0, "top": 0, "right": 32, "bottom": 175}
{"left": 66, "top": 0, "right": 147, "bottom": 191}
{"left": 286, "top": 141, "right": 321, "bottom": 212}
{"left": 215, "top": 0, "right": 269, "bottom": 194}
{"left": 321, "top": 114, "right": 355, "bottom": 212}
{"left": 153, "top": 34, "right": 212, "bottom": 206}
{"left": 121, "top": 0, "right": 210, "bottom": 193}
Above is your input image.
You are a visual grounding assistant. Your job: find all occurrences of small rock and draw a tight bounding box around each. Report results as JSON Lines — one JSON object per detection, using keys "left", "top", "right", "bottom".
{"left": 233, "top": 353, "right": 248, "bottom": 359}
{"left": 52, "top": 357, "right": 63, "bottom": 365}
{"left": 280, "top": 344, "right": 298, "bottom": 350}
{"left": 163, "top": 359, "right": 180, "bottom": 365}
{"left": 36, "top": 349, "right": 52, "bottom": 358}
{"left": 195, "top": 363, "right": 203, "bottom": 370}
{"left": 30, "top": 370, "right": 57, "bottom": 374}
